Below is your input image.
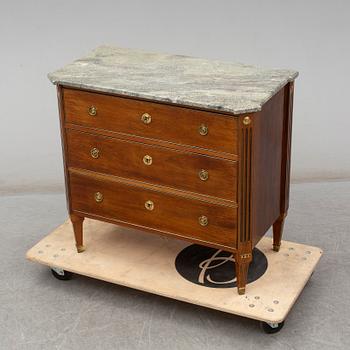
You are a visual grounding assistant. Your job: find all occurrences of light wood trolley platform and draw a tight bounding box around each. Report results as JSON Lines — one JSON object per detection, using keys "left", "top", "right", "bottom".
{"left": 26, "top": 219, "right": 322, "bottom": 334}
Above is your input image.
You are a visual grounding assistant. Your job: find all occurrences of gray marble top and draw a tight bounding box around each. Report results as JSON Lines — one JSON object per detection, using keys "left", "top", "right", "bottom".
{"left": 48, "top": 46, "right": 298, "bottom": 115}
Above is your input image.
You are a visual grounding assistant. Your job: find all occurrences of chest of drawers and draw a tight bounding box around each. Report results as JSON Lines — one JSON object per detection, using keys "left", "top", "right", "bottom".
{"left": 49, "top": 46, "right": 298, "bottom": 294}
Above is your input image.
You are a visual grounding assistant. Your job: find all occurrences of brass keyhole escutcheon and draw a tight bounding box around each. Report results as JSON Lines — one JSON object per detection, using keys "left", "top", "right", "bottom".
{"left": 198, "top": 124, "right": 208, "bottom": 136}
{"left": 94, "top": 192, "right": 103, "bottom": 203}
{"left": 90, "top": 147, "right": 100, "bottom": 159}
{"left": 145, "top": 200, "right": 154, "bottom": 211}
{"left": 143, "top": 155, "right": 153, "bottom": 165}
{"left": 88, "top": 106, "right": 97, "bottom": 116}
{"left": 198, "top": 215, "right": 208, "bottom": 226}
{"left": 199, "top": 169, "right": 209, "bottom": 181}
{"left": 243, "top": 116, "right": 251, "bottom": 125}
{"left": 141, "top": 113, "right": 152, "bottom": 124}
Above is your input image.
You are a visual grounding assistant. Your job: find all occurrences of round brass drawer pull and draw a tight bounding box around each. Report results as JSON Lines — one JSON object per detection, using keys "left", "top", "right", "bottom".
{"left": 90, "top": 147, "right": 100, "bottom": 159}
{"left": 145, "top": 200, "right": 154, "bottom": 211}
{"left": 143, "top": 155, "right": 153, "bottom": 165}
{"left": 198, "top": 215, "right": 208, "bottom": 226}
{"left": 94, "top": 192, "right": 103, "bottom": 203}
{"left": 141, "top": 113, "right": 152, "bottom": 124}
{"left": 199, "top": 169, "right": 209, "bottom": 181}
{"left": 243, "top": 116, "right": 251, "bottom": 125}
{"left": 198, "top": 124, "right": 208, "bottom": 136}
{"left": 88, "top": 106, "right": 97, "bottom": 116}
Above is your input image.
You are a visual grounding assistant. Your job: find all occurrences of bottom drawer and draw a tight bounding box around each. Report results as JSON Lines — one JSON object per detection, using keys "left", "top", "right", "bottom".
{"left": 69, "top": 171, "right": 237, "bottom": 248}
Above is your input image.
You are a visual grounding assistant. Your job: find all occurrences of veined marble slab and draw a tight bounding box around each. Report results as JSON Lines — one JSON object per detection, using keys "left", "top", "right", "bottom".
{"left": 48, "top": 46, "right": 298, "bottom": 115}
{"left": 26, "top": 219, "right": 322, "bottom": 324}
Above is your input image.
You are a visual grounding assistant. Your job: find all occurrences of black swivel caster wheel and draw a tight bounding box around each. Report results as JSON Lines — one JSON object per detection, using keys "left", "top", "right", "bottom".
{"left": 51, "top": 268, "right": 73, "bottom": 281}
{"left": 260, "top": 321, "right": 284, "bottom": 334}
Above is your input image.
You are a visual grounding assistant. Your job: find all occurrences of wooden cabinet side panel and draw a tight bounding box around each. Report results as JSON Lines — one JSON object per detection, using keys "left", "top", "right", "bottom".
{"left": 57, "top": 86, "right": 72, "bottom": 213}
{"left": 281, "top": 82, "right": 294, "bottom": 214}
{"left": 251, "top": 88, "right": 285, "bottom": 247}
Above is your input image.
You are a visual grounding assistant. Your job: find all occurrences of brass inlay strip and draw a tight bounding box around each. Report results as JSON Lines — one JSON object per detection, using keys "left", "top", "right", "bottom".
{"left": 240, "top": 126, "right": 252, "bottom": 243}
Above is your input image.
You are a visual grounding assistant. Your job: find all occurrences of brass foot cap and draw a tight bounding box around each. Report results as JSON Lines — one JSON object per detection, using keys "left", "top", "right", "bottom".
{"left": 273, "top": 244, "right": 281, "bottom": 252}
{"left": 76, "top": 245, "right": 85, "bottom": 253}
{"left": 238, "top": 287, "right": 246, "bottom": 295}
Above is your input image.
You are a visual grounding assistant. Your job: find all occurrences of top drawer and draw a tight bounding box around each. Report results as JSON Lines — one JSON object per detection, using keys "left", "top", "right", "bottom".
{"left": 63, "top": 88, "right": 238, "bottom": 155}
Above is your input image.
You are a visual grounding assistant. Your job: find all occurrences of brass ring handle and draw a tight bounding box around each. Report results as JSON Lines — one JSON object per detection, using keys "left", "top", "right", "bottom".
{"left": 198, "top": 215, "right": 208, "bottom": 226}
{"left": 94, "top": 192, "right": 103, "bottom": 203}
{"left": 88, "top": 106, "right": 97, "bottom": 116}
{"left": 143, "top": 155, "right": 153, "bottom": 165}
{"left": 198, "top": 124, "right": 208, "bottom": 136}
{"left": 198, "top": 169, "right": 209, "bottom": 181}
{"left": 141, "top": 113, "right": 152, "bottom": 124}
{"left": 243, "top": 116, "right": 251, "bottom": 125}
{"left": 145, "top": 200, "right": 154, "bottom": 211}
{"left": 90, "top": 147, "right": 100, "bottom": 159}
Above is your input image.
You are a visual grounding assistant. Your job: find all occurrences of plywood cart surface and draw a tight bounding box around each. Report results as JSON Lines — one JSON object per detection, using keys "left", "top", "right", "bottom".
{"left": 26, "top": 219, "right": 322, "bottom": 332}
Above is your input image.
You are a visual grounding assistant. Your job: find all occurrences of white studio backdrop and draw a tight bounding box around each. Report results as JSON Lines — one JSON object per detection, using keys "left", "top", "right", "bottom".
{"left": 1, "top": 0, "right": 349, "bottom": 194}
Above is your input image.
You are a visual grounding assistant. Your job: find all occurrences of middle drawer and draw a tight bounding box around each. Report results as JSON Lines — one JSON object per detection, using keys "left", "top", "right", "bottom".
{"left": 66, "top": 129, "right": 237, "bottom": 201}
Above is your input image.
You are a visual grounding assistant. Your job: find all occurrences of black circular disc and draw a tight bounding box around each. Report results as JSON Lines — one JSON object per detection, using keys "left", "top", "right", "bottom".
{"left": 175, "top": 245, "right": 268, "bottom": 288}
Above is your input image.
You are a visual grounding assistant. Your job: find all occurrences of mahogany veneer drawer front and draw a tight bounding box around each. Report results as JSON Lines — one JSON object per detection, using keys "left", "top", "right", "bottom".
{"left": 49, "top": 46, "right": 298, "bottom": 295}
{"left": 63, "top": 88, "right": 238, "bottom": 155}
{"left": 66, "top": 129, "right": 237, "bottom": 201}
{"left": 69, "top": 171, "right": 238, "bottom": 248}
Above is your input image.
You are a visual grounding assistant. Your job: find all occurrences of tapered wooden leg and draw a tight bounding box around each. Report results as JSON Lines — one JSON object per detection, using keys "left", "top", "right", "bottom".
{"left": 70, "top": 214, "right": 85, "bottom": 253}
{"left": 235, "top": 256, "right": 251, "bottom": 295}
{"left": 273, "top": 213, "right": 287, "bottom": 252}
